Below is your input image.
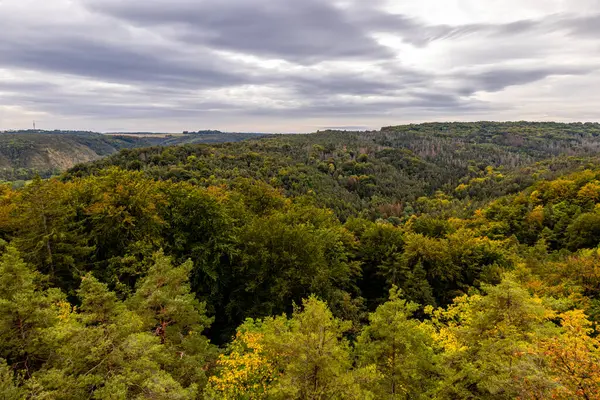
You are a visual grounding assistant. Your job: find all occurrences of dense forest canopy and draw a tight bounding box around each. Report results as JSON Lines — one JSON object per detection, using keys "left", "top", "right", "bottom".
{"left": 2, "top": 122, "right": 600, "bottom": 398}
{"left": 69, "top": 121, "right": 600, "bottom": 219}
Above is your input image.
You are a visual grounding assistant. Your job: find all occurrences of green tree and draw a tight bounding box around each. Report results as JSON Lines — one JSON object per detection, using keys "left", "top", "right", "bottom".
{"left": 567, "top": 211, "right": 600, "bottom": 250}
{"left": 349, "top": 220, "right": 412, "bottom": 308}
{"left": 262, "top": 296, "right": 374, "bottom": 399}
{"left": 0, "top": 245, "right": 65, "bottom": 377}
{"left": 356, "top": 287, "right": 438, "bottom": 398}
{"left": 0, "top": 358, "right": 25, "bottom": 400}
{"left": 159, "top": 181, "right": 238, "bottom": 329}
{"left": 12, "top": 177, "right": 92, "bottom": 292}
{"left": 129, "top": 251, "right": 216, "bottom": 390}
{"left": 73, "top": 168, "right": 167, "bottom": 294}
{"left": 230, "top": 204, "right": 359, "bottom": 327}
{"left": 34, "top": 274, "right": 197, "bottom": 399}
{"left": 429, "top": 278, "right": 555, "bottom": 399}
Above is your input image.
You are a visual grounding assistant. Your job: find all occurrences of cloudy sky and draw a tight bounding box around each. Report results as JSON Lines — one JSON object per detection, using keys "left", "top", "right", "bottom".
{"left": 0, "top": 0, "right": 599, "bottom": 132}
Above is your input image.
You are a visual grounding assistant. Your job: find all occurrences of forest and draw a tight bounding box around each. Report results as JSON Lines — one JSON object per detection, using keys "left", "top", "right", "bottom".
{"left": 0, "top": 130, "right": 265, "bottom": 182}
{"left": 1, "top": 122, "right": 600, "bottom": 399}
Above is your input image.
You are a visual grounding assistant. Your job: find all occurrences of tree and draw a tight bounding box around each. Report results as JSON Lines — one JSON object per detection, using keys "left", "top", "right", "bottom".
{"left": 129, "top": 251, "right": 216, "bottom": 390}
{"left": 567, "top": 212, "right": 600, "bottom": 250}
{"left": 159, "top": 181, "right": 238, "bottom": 332}
{"left": 356, "top": 287, "right": 438, "bottom": 398}
{"left": 229, "top": 204, "right": 359, "bottom": 328}
{"left": 428, "top": 278, "right": 556, "bottom": 399}
{"left": 401, "top": 229, "right": 509, "bottom": 306}
{"left": 206, "top": 297, "right": 374, "bottom": 399}
{"left": 206, "top": 320, "right": 278, "bottom": 399}
{"left": 0, "top": 358, "right": 25, "bottom": 400}
{"left": 0, "top": 245, "right": 65, "bottom": 378}
{"left": 73, "top": 168, "right": 167, "bottom": 294}
{"left": 539, "top": 310, "right": 600, "bottom": 399}
{"left": 349, "top": 220, "right": 412, "bottom": 308}
{"left": 262, "top": 296, "right": 374, "bottom": 399}
{"left": 11, "top": 178, "right": 93, "bottom": 292}
{"left": 34, "top": 274, "right": 198, "bottom": 399}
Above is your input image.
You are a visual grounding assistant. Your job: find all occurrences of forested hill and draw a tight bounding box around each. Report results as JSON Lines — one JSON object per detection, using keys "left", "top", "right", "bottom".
{"left": 0, "top": 130, "right": 265, "bottom": 182}
{"left": 3, "top": 121, "right": 600, "bottom": 398}
{"left": 0, "top": 131, "right": 143, "bottom": 181}
{"left": 69, "top": 121, "right": 600, "bottom": 219}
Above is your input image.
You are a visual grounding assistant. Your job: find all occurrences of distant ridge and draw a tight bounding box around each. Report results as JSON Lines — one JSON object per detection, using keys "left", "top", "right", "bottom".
{"left": 0, "top": 130, "right": 267, "bottom": 181}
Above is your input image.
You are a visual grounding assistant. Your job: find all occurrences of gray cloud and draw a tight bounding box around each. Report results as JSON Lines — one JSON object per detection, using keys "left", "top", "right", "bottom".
{"left": 0, "top": 69, "right": 482, "bottom": 122}
{"left": 83, "top": 0, "right": 395, "bottom": 63}
{"left": 283, "top": 68, "right": 429, "bottom": 97}
{"left": 0, "top": 21, "right": 249, "bottom": 89}
{"left": 1, "top": 0, "right": 599, "bottom": 131}
{"left": 322, "top": 126, "right": 371, "bottom": 130}
{"left": 456, "top": 66, "right": 594, "bottom": 95}
{"left": 1, "top": 86, "right": 241, "bottom": 119}
{"left": 556, "top": 14, "right": 600, "bottom": 38}
{"left": 440, "top": 13, "right": 600, "bottom": 42}
{"left": 82, "top": 0, "right": 505, "bottom": 56}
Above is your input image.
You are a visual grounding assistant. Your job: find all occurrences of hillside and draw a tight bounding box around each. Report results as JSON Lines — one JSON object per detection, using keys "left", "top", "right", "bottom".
{"left": 69, "top": 121, "right": 600, "bottom": 219}
{"left": 0, "top": 130, "right": 265, "bottom": 181}
{"left": 3, "top": 121, "right": 600, "bottom": 398}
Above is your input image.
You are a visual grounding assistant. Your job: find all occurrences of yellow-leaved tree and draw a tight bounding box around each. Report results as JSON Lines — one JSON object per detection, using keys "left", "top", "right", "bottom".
{"left": 206, "top": 321, "right": 277, "bottom": 400}
{"left": 539, "top": 309, "right": 600, "bottom": 399}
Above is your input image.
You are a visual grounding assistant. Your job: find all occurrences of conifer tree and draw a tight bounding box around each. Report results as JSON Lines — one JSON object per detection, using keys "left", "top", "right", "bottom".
{"left": 0, "top": 244, "right": 64, "bottom": 378}
{"left": 34, "top": 274, "right": 197, "bottom": 399}
{"left": 129, "top": 251, "right": 215, "bottom": 390}
{"left": 0, "top": 358, "right": 25, "bottom": 400}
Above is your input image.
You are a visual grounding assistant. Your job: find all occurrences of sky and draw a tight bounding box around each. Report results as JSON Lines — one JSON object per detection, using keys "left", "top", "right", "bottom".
{"left": 0, "top": 0, "right": 599, "bottom": 132}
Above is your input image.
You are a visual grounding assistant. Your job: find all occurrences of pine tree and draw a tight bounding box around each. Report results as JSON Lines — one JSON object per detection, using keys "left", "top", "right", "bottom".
{"left": 0, "top": 244, "right": 64, "bottom": 378}
{"left": 129, "top": 251, "right": 216, "bottom": 391}
{"left": 34, "top": 274, "right": 196, "bottom": 399}
{"left": 0, "top": 358, "right": 25, "bottom": 400}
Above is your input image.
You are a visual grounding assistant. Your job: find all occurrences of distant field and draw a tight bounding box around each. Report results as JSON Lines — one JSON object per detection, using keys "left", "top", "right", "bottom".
{"left": 102, "top": 133, "right": 185, "bottom": 138}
